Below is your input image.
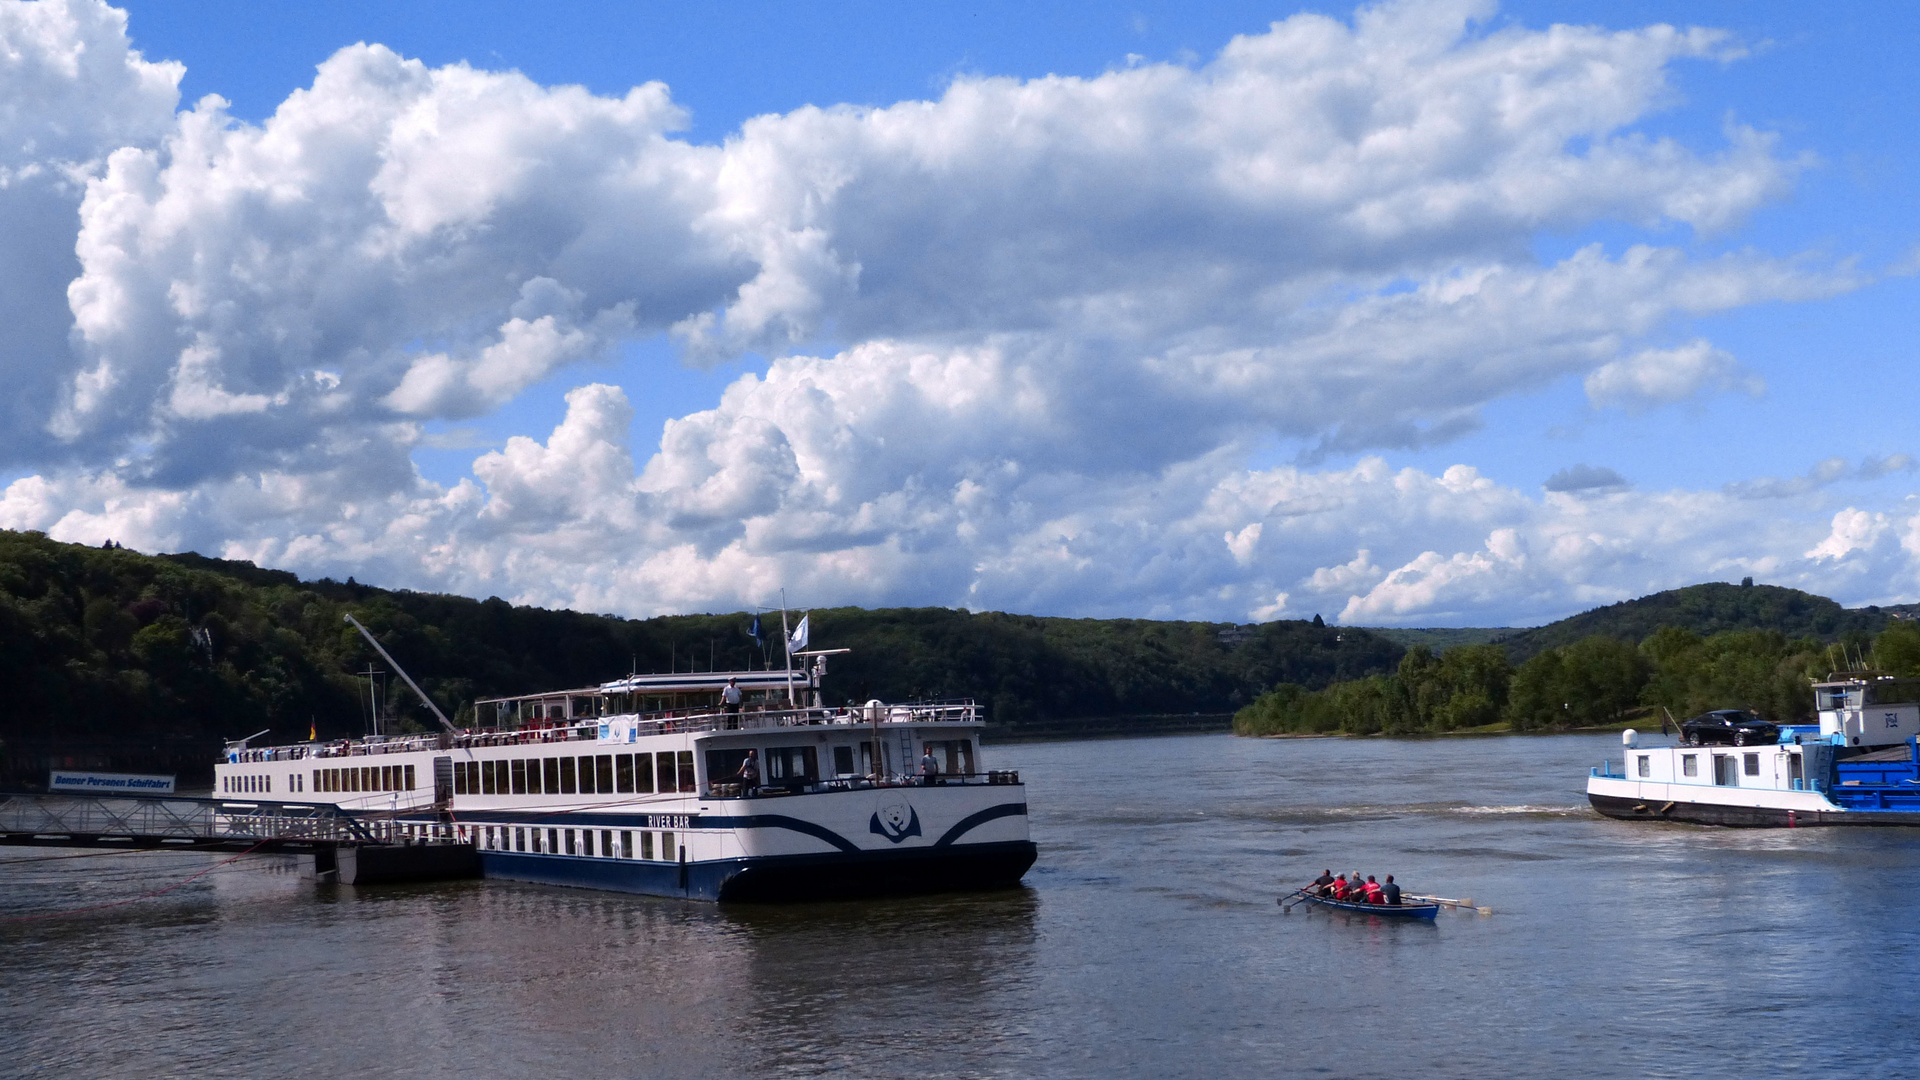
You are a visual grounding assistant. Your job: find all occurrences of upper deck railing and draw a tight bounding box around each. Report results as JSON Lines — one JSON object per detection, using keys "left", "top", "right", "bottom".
{"left": 225, "top": 700, "right": 980, "bottom": 764}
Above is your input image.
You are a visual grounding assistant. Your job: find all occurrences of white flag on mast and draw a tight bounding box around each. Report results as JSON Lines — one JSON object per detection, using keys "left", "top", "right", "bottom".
{"left": 787, "top": 614, "right": 810, "bottom": 654}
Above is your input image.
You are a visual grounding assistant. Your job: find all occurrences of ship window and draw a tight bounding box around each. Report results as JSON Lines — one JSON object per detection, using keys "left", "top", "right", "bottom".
{"left": 405, "top": 765, "right": 416, "bottom": 790}
{"left": 602, "top": 830, "right": 615, "bottom": 858}
{"left": 560, "top": 757, "right": 577, "bottom": 794}
{"left": 596, "top": 755, "right": 614, "bottom": 793}
{"left": 616, "top": 754, "right": 634, "bottom": 793}
{"left": 546, "top": 828, "right": 557, "bottom": 854}
{"left": 662, "top": 831, "right": 675, "bottom": 861}
{"left": 706, "top": 748, "right": 751, "bottom": 790}
{"left": 527, "top": 758, "right": 544, "bottom": 795}
{"left": 565, "top": 829, "right": 577, "bottom": 855}
{"left": 543, "top": 757, "right": 560, "bottom": 793}
{"left": 641, "top": 831, "right": 655, "bottom": 860}
{"left": 452, "top": 765, "right": 465, "bottom": 795}
{"left": 574, "top": 755, "right": 593, "bottom": 794}
{"left": 515, "top": 828, "right": 526, "bottom": 852}
{"left": 656, "top": 753, "right": 677, "bottom": 793}
{"left": 633, "top": 753, "right": 654, "bottom": 794}
{"left": 381, "top": 765, "right": 392, "bottom": 791}
{"left": 619, "top": 830, "right": 632, "bottom": 859}
{"left": 765, "top": 746, "right": 819, "bottom": 784}
{"left": 481, "top": 761, "right": 496, "bottom": 795}
{"left": 677, "top": 751, "right": 695, "bottom": 792}
{"left": 511, "top": 758, "right": 527, "bottom": 794}
{"left": 1714, "top": 756, "right": 1736, "bottom": 787}
{"left": 1682, "top": 755, "right": 1698, "bottom": 778}
{"left": 1744, "top": 753, "right": 1760, "bottom": 776}
{"left": 1636, "top": 755, "right": 1649, "bottom": 778}
{"left": 833, "top": 746, "right": 856, "bottom": 776}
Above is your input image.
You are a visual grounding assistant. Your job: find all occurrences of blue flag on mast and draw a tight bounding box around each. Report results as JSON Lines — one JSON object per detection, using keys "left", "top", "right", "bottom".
{"left": 748, "top": 614, "right": 762, "bottom": 643}
{"left": 787, "top": 614, "right": 809, "bottom": 654}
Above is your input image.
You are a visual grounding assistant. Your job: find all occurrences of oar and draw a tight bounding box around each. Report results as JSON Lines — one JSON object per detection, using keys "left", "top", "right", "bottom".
{"left": 1278, "top": 887, "right": 1310, "bottom": 912}
{"left": 1407, "top": 892, "right": 1493, "bottom": 915}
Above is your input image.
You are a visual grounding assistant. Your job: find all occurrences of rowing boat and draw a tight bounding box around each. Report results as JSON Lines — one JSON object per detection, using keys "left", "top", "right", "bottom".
{"left": 1280, "top": 890, "right": 1440, "bottom": 919}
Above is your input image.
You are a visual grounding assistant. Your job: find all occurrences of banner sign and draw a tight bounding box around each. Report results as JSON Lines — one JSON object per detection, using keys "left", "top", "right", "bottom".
{"left": 49, "top": 770, "right": 177, "bottom": 795}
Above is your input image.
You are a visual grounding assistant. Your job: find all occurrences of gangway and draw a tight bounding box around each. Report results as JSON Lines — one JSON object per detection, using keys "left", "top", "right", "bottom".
{"left": 0, "top": 791, "right": 479, "bottom": 884}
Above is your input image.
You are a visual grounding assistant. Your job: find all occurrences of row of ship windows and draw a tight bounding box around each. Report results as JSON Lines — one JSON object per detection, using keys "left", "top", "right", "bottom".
{"left": 316, "top": 764, "right": 417, "bottom": 793}
{"left": 223, "top": 773, "right": 309, "bottom": 794}
{"left": 453, "top": 752, "right": 696, "bottom": 797}
{"left": 1638, "top": 754, "right": 1764, "bottom": 779}
{"left": 476, "top": 824, "right": 680, "bottom": 862}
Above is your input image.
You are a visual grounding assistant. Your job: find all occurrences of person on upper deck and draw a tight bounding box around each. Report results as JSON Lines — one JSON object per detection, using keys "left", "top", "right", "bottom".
{"left": 920, "top": 746, "right": 940, "bottom": 786}
{"left": 1380, "top": 875, "right": 1402, "bottom": 905}
{"left": 1310, "top": 870, "right": 1335, "bottom": 897}
{"left": 1362, "top": 875, "right": 1383, "bottom": 904}
{"left": 721, "top": 678, "right": 743, "bottom": 728}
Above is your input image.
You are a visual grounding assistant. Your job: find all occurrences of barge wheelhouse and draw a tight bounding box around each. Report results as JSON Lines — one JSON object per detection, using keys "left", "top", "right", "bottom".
{"left": 215, "top": 662, "right": 1036, "bottom": 900}
{"left": 1587, "top": 672, "right": 1920, "bottom": 827}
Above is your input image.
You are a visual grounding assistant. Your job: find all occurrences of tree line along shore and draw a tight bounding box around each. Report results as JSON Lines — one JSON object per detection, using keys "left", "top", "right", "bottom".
{"left": 1234, "top": 600, "right": 1920, "bottom": 738}
{"left": 1, "top": 527, "right": 1911, "bottom": 785}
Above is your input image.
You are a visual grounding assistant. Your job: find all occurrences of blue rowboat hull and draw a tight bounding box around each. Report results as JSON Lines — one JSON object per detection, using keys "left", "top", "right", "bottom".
{"left": 1285, "top": 893, "right": 1440, "bottom": 919}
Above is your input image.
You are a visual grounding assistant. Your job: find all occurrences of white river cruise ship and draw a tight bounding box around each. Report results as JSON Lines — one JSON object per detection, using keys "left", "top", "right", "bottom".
{"left": 214, "top": 646, "right": 1036, "bottom": 901}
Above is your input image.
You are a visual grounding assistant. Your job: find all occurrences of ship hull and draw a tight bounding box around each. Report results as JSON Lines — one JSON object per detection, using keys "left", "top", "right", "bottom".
{"left": 1587, "top": 791, "right": 1920, "bottom": 828}
{"left": 480, "top": 840, "right": 1038, "bottom": 901}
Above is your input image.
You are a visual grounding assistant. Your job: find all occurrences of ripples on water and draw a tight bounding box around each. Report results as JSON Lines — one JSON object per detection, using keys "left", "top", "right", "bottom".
{"left": 4, "top": 733, "right": 1919, "bottom": 1078}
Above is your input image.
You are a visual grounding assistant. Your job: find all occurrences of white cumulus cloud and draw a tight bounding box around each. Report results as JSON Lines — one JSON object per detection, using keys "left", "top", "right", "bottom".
{"left": 1, "top": 0, "right": 1913, "bottom": 626}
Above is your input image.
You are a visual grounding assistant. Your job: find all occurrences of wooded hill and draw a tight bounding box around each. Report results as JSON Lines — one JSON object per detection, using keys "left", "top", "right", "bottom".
{"left": 0, "top": 530, "right": 1398, "bottom": 785}
{"left": 1234, "top": 582, "right": 1917, "bottom": 738}
{"left": 5, "top": 526, "right": 1910, "bottom": 782}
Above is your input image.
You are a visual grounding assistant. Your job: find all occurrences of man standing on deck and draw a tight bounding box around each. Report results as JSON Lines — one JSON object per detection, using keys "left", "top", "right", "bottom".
{"left": 721, "top": 678, "right": 742, "bottom": 728}
{"left": 920, "top": 745, "right": 940, "bottom": 786}
{"left": 732, "top": 749, "right": 760, "bottom": 795}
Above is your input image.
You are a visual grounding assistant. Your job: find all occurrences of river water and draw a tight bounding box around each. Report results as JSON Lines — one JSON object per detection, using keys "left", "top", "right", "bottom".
{"left": 3, "top": 732, "right": 1918, "bottom": 1078}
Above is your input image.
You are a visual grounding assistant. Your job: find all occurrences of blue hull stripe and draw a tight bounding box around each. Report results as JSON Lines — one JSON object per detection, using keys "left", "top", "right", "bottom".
{"left": 934, "top": 803, "right": 1028, "bottom": 847}
{"left": 715, "top": 813, "right": 862, "bottom": 853}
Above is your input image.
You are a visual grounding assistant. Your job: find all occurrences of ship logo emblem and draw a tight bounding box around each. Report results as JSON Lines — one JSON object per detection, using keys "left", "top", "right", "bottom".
{"left": 869, "top": 803, "right": 922, "bottom": 844}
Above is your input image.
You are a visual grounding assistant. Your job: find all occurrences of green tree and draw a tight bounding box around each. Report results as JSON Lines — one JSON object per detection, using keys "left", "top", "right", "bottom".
{"left": 1873, "top": 621, "right": 1920, "bottom": 677}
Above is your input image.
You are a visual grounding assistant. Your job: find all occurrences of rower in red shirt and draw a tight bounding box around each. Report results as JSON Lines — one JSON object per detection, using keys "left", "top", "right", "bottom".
{"left": 1362, "top": 875, "right": 1384, "bottom": 903}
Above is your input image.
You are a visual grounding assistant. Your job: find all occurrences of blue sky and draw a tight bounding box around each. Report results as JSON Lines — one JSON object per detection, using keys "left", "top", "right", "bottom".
{"left": 3, "top": 0, "right": 1917, "bottom": 625}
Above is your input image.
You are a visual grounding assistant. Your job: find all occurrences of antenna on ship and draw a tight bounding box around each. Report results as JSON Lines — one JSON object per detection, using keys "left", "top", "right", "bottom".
{"left": 344, "top": 613, "right": 459, "bottom": 735}
{"left": 359, "top": 663, "right": 384, "bottom": 737}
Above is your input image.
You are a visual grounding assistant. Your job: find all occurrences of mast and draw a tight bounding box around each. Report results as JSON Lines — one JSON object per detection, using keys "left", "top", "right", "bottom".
{"left": 780, "top": 590, "right": 795, "bottom": 707}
